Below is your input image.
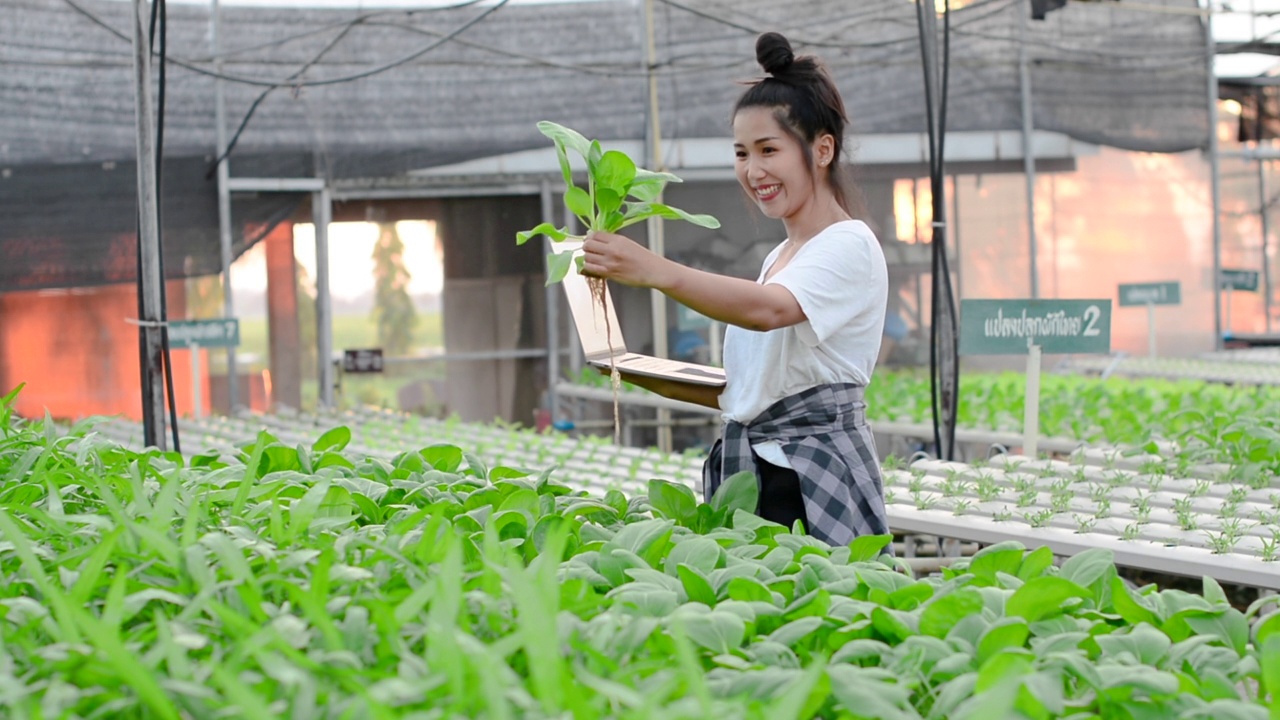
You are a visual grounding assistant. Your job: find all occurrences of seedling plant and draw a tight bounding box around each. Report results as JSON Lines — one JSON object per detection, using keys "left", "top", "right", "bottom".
{"left": 516, "top": 122, "right": 720, "bottom": 442}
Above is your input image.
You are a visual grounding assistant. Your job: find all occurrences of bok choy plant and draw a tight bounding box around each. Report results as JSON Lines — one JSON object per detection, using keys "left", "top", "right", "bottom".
{"left": 515, "top": 121, "right": 721, "bottom": 442}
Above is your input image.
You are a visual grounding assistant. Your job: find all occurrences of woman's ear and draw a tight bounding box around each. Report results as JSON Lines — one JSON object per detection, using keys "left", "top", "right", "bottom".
{"left": 814, "top": 133, "right": 837, "bottom": 168}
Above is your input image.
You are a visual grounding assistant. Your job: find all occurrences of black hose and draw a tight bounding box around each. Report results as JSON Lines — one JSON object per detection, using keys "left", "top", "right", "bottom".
{"left": 148, "top": 0, "right": 181, "bottom": 453}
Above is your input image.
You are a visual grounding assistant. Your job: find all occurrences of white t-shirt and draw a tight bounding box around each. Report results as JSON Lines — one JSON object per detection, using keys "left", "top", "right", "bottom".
{"left": 717, "top": 220, "right": 888, "bottom": 467}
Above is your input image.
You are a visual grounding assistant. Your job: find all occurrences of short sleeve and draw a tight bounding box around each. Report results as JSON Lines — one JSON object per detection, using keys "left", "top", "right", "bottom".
{"left": 766, "top": 224, "right": 880, "bottom": 347}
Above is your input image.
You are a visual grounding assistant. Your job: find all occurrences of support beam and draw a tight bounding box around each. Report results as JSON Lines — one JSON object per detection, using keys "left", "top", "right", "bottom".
{"left": 313, "top": 186, "right": 335, "bottom": 408}
{"left": 541, "top": 180, "right": 560, "bottom": 423}
{"left": 265, "top": 223, "right": 302, "bottom": 410}
{"left": 1019, "top": 6, "right": 1039, "bottom": 299}
{"left": 130, "top": 0, "right": 165, "bottom": 448}
{"left": 212, "top": 0, "right": 237, "bottom": 413}
{"left": 1207, "top": 11, "right": 1225, "bottom": 350}
{"left": 1261, "top": 158, "right": 1274, "bottom": 333}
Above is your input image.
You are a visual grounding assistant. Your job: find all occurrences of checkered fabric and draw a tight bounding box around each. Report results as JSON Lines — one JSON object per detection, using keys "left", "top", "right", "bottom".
{"left": 702, "top": 383, "right": 889, "bottom": 547}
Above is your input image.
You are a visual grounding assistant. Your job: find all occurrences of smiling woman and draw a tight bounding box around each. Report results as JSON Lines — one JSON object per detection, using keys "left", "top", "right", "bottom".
{"left": 578, "top": 31, "right": 890, "bottom": 547}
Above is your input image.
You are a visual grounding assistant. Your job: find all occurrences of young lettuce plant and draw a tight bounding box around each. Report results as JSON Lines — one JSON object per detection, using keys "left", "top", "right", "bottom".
{"left": 516, "top": 121, "right": 721, "bottom": 442}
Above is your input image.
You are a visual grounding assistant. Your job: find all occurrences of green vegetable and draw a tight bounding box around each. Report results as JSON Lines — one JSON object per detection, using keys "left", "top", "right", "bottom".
{"left": 515, "top": 121, "right": 720, "bottom": 286}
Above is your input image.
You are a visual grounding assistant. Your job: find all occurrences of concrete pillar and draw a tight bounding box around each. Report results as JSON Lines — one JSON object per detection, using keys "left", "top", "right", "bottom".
{"left": 264, "top": 222, "right": 302, "bottom": 410}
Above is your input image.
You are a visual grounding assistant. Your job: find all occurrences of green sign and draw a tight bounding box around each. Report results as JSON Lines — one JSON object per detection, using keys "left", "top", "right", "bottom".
{"left": 1221, "top": 269, "right": 1260, "bottom": 292}
{"left": 1118, "top": 281, "right": 1180, "bottom": 307}
{"left": 960, "top": 299, "right": 1111, "bottom": 355}
{"left": 167, "top": 319, "right": 240, "bottom": 349}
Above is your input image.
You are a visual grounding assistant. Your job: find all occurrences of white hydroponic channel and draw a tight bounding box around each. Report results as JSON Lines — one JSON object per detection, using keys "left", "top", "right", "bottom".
{"left": 93, "top": 406, "right": 1280, "bottom": 588}
{"left": 1065, "top": 355, "right": 1280, "bottom": 385}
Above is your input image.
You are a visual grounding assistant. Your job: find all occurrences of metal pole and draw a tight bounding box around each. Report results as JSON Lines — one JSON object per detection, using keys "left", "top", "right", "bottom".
{"left": 1260, "top": 158, "right": 1273, "bottom": 333}
{"left": 951, "top": 174, "right": 962, "bottom": 300}
{"left": 644, "top": 0, "right": 671, "bottom": 451}
{"left": 314, "top": 186, "right": 335, "bottom": 407}
{"left": 1019, "top": 3, "right": 1039, "bottom": 299}
{"left": 212, "top": 0, "right": 237, "bottom": 413}
{"left": 541, "top": 179, "right": 560, "bottom": 423}
{"left": 1207, "top": 9, "right": 1224, "bottom": 350}
{"left": 131, "top": 0, "right": 166, "bottom": 449}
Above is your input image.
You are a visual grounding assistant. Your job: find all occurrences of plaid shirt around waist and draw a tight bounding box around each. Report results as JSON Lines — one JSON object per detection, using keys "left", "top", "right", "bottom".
{"left": 702, "top": 383, "right": 889, "bottom": 547}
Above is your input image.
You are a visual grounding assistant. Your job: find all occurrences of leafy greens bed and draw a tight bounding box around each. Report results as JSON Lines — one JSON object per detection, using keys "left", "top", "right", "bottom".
{"left": 3, "top": 398, "right": 1280, "bottom": 718}
{"left": 866, "top": 372, "right": 1280, "bottom": 482}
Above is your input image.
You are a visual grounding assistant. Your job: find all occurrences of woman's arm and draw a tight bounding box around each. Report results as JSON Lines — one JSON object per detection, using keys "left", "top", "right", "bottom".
{"left": 581, "top": 232, "right": 805, "bottom": 332}
{"left": 600, "top": 368, "right": 724, "bottom": 410}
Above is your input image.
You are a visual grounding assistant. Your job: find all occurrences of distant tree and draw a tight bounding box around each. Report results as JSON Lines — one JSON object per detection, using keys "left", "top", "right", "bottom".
{"left": 371, "top": 222, "right": 418, "bottom": 356}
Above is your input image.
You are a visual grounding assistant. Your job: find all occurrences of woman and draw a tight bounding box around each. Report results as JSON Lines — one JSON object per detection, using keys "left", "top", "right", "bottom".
{"left": 580, "top": 32, "right": 890, "bottom": 546}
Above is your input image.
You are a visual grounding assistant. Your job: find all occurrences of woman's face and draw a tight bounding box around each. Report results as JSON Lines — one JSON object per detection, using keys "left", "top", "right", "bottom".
{"left": 733, "top": 106, "right": 818, "bottom": 222}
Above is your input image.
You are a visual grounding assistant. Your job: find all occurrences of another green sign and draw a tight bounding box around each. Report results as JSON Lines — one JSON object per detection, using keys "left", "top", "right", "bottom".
{"left": 1118, "top": 281, "right": 1180, "bottom": 307}
{"left": 167, "top": 319, "right": 240, "bottom": 349}
{"left": 1221, "top": 269, "right": 1260, "bottom": 292}
{"left": 960, "top": 299, "right": 1111, "bottom": 355}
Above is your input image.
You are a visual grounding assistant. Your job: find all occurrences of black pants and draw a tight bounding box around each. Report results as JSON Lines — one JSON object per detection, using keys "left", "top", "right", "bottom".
{"left": 756, "top": 456, "right": 810, "bottom": 534}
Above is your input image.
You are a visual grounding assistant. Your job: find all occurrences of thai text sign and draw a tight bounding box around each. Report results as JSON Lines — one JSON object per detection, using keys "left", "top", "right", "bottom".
{"left": 960, "top": 299, "right": 1111, "bottom": 355}
{"left": 167, "top": 319, "right": 240, "bottom": 349}
{"left": 1221, "top": 269, "right": 1260, "bottom": 292}
{"left": 1118, "top": 281, "right": 1180, "bottom": 307}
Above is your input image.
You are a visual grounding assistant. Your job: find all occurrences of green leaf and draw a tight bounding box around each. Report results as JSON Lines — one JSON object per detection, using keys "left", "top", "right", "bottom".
{"left": 1006, "top": 576, "right": 1091, "bottom": 622}
{"left": 769, "top": 616, "right": 825, "bottom": 647}
{"left": 967, "top": 543, "right": 1025, "bottom": 585}
{"left": 682, "top": 610, "right": 746, "bottom": 654}
{"left": 1183, "top": 609, "right": 1249, "bottom": 657}
{"left": 546, "top": 251, "right": 576, "bottom": 286}
{"left": 565, "top": 186, "right": 593, "bottom": 224}
{"left": 665, "top": 536, "right": 721, "bottom": 575}
{"left": 1110, "top": 577, "right": 1160, "bottom": 627}
{"left": 594, "top": 150, "right": 637, "bottom": 195}
{"left": 727, "top": 576, "right": 776, "bottom": 604}
{"left": 516, "top": 222, "right": 569, "bottom": 246}
{"left": 678, "top": 564, "right": 718, "bottom": 606}
{"left": 618, "top": 202, "right": 720, "bottom": 230}
{"left": 871, "top": 606, "right": 915, "bottom": 644}
{"left": 1059, "top": 548, "right": 1114, "bottom": 589}
{"left": 1015, "top": 545, "right": 1053, "bottom": 580}
{"left": 596, "top": 187, "right": 623, "bottom": 218}
{"left": 919, "top": 589, "right": 985, "bottom": 639}
{"left": 976, "top": 649, "right": 1035, "bottom": 693}
{"left": 587, "top": 140, "right": 604, "bottom": 175}
{"left": 420, "top": 444, "right": 463, "bottom": 473}
{"left": 826, "top": 666, "right": 917, "bottom": 720}
{"left": 711, "top": 470, "right": 759, "bottom": 517}
{"left": 537, "top": 121, "right": 591, "bottom": 157}
{"left": 1095, "top": 623, "right": 1172, "bottom": 666}
{"left": 976, "top": 619, "right": 1030, "bottom": 665}
{"left": 647, "top": 479, "right": 698, "bottom": 525}
{"left": 627, "top": 170, "right": 678, "bottom": 202}
{"left": 312, "top": 426, "right": 351, "bottom": 453}
{"left": 1260, "top": 635, "right": 1280, "bottom": 709}
{"left": 847, "top": 534, "right": 893, "bottom": 562}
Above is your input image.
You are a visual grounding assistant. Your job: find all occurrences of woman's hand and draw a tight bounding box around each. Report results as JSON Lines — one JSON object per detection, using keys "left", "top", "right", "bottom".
{"left": 581, "top": 231, "right": 671, "bottom": 288}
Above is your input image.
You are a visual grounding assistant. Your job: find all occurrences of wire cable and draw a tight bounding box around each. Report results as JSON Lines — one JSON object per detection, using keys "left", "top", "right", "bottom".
{"left": 62, "top": 0, "right": 510, "bottom": 89}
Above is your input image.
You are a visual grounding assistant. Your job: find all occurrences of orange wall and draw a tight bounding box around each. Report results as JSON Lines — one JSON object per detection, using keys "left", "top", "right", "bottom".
{"left": 0, "top": 281, "right": 210, "bottom": 421}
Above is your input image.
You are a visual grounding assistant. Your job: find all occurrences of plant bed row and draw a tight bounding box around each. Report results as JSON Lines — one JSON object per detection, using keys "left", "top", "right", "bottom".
{"left": 5, "top": 394, "right": 1280, "bottom": 717}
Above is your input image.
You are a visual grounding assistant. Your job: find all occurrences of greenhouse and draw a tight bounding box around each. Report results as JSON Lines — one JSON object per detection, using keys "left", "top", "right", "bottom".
{"left": 5, "top": 0, "right": 1280, "bottom": 717}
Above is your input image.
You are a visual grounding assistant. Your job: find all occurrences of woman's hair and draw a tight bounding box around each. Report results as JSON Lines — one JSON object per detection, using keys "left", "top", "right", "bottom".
{"left": 734, "top": 32, "right": 856, "bottom": 215}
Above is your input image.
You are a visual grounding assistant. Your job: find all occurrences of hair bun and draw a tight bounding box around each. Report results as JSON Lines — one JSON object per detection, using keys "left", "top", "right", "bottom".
{"left": 756, "top": 32, "right": 795, "bottom": 76}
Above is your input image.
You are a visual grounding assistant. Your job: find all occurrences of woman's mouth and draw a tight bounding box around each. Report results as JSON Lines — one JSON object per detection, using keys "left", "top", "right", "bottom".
{"left": 754, "top": 184, "right": 781, "bottom": 202}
